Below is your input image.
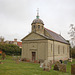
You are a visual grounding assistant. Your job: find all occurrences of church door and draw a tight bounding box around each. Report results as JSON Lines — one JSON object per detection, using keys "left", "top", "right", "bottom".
{"left": 32, "top": 52, "right": 36, "bottom": 61}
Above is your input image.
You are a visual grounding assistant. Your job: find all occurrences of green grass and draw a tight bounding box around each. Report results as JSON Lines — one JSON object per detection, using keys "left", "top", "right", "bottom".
{"left": 0, "top": 56, "right": 75, "bottom": 75}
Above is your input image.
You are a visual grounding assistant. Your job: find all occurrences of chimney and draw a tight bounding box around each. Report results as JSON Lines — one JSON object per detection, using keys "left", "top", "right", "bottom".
{"left": 14, "top": 39, "right": 17, "bottom": 42}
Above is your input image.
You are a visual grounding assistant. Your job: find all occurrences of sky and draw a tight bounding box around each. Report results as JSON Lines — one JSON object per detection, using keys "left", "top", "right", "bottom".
{"left": 0, "top": 0, "right": 75, "bottom": 41}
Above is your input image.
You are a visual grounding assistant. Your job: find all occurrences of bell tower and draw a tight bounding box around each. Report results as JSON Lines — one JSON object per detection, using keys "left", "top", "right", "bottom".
{"left": 31, "top": 9, "right": 44, "bottom": 35}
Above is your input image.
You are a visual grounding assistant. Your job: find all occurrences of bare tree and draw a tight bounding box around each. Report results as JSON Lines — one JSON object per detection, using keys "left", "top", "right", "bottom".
{"left": 68, "top": 24, "right": 75, "bottom": 48}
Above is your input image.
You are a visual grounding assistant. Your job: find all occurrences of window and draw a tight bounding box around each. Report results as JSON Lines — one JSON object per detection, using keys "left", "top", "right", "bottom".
{"left": 58, "top": 45, "right": 60, "bottom": 54}
{"left": 63, "top": 46, "right": 64, "bottom": 54}
{"left": 33, "top": 25, "right": 35, "bottom": 28}
{"left": 38, "top": 25, "right": 40, "bottom": 29}
{"left": 51, "top": 44, "right": 52, "bottom": 52}
{"left": 67, "top": 46, "right": 69, "bottom": 53}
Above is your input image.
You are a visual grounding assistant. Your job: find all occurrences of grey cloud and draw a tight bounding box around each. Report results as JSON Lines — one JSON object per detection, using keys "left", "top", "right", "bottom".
{"left": 0, "top": 0, "right": 75, "bottom": 41}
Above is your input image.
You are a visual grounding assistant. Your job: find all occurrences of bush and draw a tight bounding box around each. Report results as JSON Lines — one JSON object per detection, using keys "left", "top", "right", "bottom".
{"left": 71, "top": 47, "right": 75, "bottom": 58}
{"left": 2, "top": 52, "right": 6, "bottom": 60}
{"left": 0, "top": 43, "right": 22, "bottom": 55}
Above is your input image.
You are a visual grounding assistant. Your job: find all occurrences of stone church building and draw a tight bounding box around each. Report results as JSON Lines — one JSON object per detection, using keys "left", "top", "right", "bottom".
{"left": 21, "top": 11, "right": 70, "bottom": 62}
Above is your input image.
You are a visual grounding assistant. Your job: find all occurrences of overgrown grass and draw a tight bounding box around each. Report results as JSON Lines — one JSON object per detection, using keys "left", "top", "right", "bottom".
{"left": 0, "top": 56, "right": 75, "bottom": 75}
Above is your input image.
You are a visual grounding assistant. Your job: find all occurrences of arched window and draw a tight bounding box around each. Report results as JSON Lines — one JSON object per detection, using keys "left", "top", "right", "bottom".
{"left": 63, "top": 46, "right": 64, "bottom": 54}
{"left": 51, "top": 44, "right": 52, "bottom": 52}
{"left": 38, "top": 25, "right": 40, "bottom": 29}
{"left": 58, "top": 45, "right": 60, "bottom": 54}
{"left": 33, "top": 25, "right": 35, "bottom": 28}
{"left": 67, "top": 46, "right": 69, "bottom": 53}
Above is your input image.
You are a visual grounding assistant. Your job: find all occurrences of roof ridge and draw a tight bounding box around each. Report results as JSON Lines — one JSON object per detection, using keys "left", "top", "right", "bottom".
{"left": 45, "top": 27, "right": 59, "bottom": 35}
{"left": 44, "top": 27, "right": 68, "bottom": 44}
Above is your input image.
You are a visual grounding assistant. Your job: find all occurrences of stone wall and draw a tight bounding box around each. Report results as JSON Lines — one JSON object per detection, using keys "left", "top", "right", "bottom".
{"left": 22, "top": 40, "right": 48, "bottom": 61}
{"left": 47, "top": 40, "right": 69, "bottom": 61}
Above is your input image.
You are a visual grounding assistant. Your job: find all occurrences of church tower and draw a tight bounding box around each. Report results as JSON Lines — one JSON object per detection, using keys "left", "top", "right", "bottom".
{"left": 31, "top": 9, "right": 44, "bottom": 35}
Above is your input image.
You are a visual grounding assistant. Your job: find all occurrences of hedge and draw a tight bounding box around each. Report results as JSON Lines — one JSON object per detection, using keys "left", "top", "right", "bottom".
{"left": 0, "top": 43, "right": 21, "bottom": 55}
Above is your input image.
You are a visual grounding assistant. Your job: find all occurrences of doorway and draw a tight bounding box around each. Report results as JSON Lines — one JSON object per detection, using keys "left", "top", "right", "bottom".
{"left": 32, "top": 52, "right": 36, "bottom": 61}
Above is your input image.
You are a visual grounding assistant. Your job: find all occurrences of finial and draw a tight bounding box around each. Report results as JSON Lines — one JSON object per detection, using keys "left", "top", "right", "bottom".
{"left": 36, "top": 8, "right": 39, "bottom": 19}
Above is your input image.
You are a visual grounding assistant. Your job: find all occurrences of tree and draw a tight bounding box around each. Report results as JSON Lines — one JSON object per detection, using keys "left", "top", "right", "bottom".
{"left": 68, "top": 24, "right": 75, "bottom": 48}
{"left": 0, "top": 36, "right": 4, "bottom": 43}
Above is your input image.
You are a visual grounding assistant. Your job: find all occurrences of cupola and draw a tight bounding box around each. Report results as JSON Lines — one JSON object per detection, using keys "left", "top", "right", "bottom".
{"left": 31, "top": 9, "right": 44, "bottom": 35}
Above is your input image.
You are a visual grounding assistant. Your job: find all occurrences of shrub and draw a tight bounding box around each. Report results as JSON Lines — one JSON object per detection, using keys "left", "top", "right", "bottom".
{"left": 2, "top": 52, "right": 6, "bottom": 60}
{"left": 0, "top": 43, "right": 21, "bottom": 55}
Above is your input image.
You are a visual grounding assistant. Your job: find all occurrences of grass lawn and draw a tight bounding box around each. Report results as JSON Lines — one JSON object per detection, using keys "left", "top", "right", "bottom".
{"left": 0, "top": 56, "right": 75, "bottom": 75}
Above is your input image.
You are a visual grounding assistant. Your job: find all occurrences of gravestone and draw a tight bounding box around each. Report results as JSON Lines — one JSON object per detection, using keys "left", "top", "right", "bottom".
{"left": 64, "top": 61, "right": 67, "bottom": 64}
{"left": 71, "top": 64, "right": 75, "bottom": 75}
{"left": 59, "top": 64, "right": 66, "bottom": 72}
{"left": 54, "top": 61, "right": 66, "bottom": 72}
{"left": 40, "top": 63, "right": 44, "bottom": 68}
{"left": 43, "top": 62, "right": 51, "bottom": 71}
{"left": 55, "top": 61, "right": 61, "bottom": 66}
{"left": 54, "top": 64, "right": 59, "bottom": 71}
{"left": 43, "top": 60, "right": 52, "bottom": 71}
{"left": 47, "top": 62, "right": 51, "bottom": 70}
{"left": 53, "top": 61, "right": 60, "bottom": 71}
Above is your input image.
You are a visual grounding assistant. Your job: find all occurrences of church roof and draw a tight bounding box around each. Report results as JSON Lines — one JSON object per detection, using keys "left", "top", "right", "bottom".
{"left": 45, "top": 28, "right": 68, "bottom": 44}
{"left": 31, "top": 18, "right": 44, "bottom": 25}
{"left": 31, "top": 9, "right": 44, "bottom": 25}
{"left": 21, "top": 32, "right": 53, "bottom": 41}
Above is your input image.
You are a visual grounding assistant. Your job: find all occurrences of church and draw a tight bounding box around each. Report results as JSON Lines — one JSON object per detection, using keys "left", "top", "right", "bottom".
{"left": 21, "top": 10, "right": 70, "bottom": 62}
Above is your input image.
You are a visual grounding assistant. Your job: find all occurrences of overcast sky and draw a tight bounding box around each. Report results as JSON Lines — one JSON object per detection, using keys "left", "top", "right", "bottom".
{"left": 0, "top": 0, "right": 75, "bottom": 41}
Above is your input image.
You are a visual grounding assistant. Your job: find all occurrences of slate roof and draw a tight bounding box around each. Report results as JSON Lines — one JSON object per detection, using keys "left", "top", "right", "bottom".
{"left": 21, "top": 28, "right": 68, "bottom": 44}
{"left": 45, "top": 28, "right": 68, "bottom": 44}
